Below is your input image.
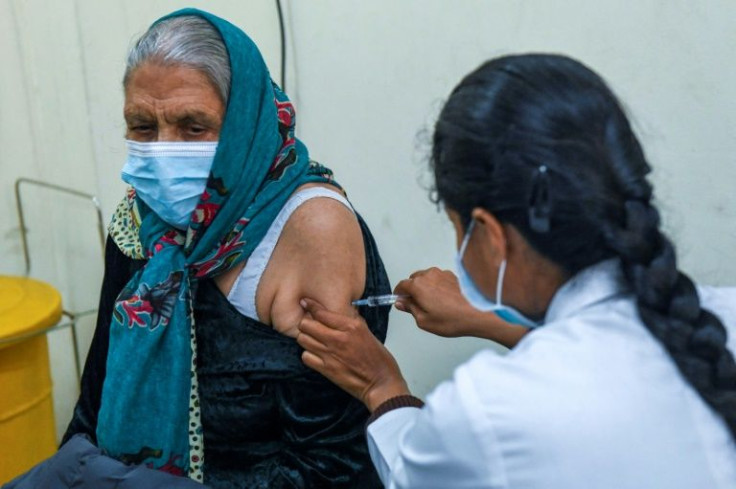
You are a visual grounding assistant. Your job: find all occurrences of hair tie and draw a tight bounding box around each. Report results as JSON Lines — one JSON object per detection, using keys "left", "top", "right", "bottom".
{"left": 528, "top": 165, "right": 551, "bottom": 233}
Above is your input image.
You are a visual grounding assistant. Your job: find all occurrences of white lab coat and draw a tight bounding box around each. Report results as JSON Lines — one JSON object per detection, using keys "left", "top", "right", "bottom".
{"left": 367, "top": 259, "right": 736, "bottom": 488}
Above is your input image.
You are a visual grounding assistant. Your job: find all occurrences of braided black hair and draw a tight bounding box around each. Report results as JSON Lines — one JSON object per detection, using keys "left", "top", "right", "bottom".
{"left": 431, "top": 54, "right": 736, "bottom": 435}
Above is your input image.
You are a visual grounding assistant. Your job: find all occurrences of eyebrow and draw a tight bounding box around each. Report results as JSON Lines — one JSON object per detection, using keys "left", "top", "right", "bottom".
{"left": 123, "top": 110, "right": 153, "bottom": 123}
{"left": 170, "top": 111, "right": 222, "bottom": 127}
{"left": 123, "top": 109, "right": 221, "bottom": 128}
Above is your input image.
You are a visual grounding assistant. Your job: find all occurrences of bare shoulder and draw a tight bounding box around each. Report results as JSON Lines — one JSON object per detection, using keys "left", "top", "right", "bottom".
{"left": 256, "top": 186, "right": 367, "bottom": 337}
{"left": 285, "top": 194, "right": 363, "bottom": 253}
{"left": 278, "top": 192, "right": 366, "bottom": 297}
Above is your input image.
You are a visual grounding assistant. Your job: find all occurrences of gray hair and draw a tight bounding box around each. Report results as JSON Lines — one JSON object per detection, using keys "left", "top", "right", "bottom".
{"left": 124, "top": 16, "right": 231, "bottom": 104}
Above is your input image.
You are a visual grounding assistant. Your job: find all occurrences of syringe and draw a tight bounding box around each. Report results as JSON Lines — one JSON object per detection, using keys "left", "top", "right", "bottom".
{"left": 352, "top": 294, "right": 407, "bottom": 307}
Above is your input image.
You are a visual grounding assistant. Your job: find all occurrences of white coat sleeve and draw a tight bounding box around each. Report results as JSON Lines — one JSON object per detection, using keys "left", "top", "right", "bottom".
{"left": 366, "top": 378, "right": 507, "bottom": 488}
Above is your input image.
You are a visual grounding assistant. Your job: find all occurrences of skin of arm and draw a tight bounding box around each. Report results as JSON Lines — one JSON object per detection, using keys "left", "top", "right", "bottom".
{"left": 214, "top": 183, "right": 366, "bottom": 337}
{"left": 394, "top": 267, "right": 528, "bottom": 349}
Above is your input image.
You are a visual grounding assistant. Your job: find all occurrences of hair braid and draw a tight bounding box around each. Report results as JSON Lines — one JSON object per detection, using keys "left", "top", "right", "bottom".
{"left": 605, "top": 198, "right": 736, "bottom": 435}
{"left": 431, "top": 53, "right": 736, "bottom": 440}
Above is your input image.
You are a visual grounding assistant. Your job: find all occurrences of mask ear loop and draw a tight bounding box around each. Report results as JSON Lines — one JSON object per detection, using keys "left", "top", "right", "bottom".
{"left": 459, "top": 220, "right": 476, "bottom": 258}
{"left": 465, "top": 217, "right": 507, "bottom": 306}
{"left": 495, "top": 259, "right": 507, "bottom": 305}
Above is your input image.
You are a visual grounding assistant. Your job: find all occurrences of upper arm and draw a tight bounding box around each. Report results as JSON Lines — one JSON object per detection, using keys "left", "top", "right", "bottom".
{"left": 257, "top": 196, "right": 366, "bottom": 336}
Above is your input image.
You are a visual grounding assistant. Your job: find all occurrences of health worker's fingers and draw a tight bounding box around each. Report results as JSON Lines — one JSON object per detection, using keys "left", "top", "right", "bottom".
{"left": 300, "top": 297, "right": 327, "bottom": 316}
{"left": 300, "top": 297, "right": 355, "bottom": 332}
{"left": 301, "top": 350, "right": 326, "bottom": 372}
{"left": 296, "top": 330, "right": 329, "bottom": 354}
{"left": 409, "top": 267, "right": 442, "bottom": 279}
{"left": 298, "top": 316, "right": 341, "bottom": 345}
{"left": 394, "top": 278, "right": 418, "bottom": 298}
{"left": 394, "top": 297, "right": 425, "bottom": 318}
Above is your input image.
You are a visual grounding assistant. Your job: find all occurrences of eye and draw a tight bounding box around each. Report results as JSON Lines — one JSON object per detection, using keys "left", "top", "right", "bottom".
{"left": 129, "top": 124, "right": 154, "bottom": 134}
{"left": 179, "top": 117, "right": 220, "bottom": 140}
{"left": 126, "top": 122, "right": 156, "bottom": 141}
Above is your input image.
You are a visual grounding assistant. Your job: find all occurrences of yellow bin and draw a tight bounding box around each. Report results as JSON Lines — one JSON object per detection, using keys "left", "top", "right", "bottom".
{"left": 0, "top": 275, "right": 62, "bottom": 483}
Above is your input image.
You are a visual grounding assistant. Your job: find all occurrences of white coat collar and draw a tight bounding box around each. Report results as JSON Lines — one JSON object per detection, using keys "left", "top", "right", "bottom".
{"left": 544, "top": 258, "right": 630, "bottom": 324}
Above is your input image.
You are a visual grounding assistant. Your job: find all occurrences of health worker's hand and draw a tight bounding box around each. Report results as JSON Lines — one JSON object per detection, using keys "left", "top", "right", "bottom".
{"left": 394, "top": 267, "right": 528, "bottom": 349}
{"left": 297, "top": 298, "right": 411, "bottom": 412}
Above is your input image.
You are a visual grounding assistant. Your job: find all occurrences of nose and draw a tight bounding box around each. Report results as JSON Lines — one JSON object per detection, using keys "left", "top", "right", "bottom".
{"left": 156, "top": 125, "right": 182, "bottom": 142}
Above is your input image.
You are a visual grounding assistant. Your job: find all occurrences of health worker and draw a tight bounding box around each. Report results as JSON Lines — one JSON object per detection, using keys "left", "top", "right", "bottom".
{"left": 297, "top": 53, "right": 736, "bottom": 489}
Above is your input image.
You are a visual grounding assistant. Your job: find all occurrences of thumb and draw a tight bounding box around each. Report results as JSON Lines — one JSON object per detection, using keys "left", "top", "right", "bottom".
{"left": 300, "top": 297, "right": 327, "bottom": 317}
{"left": 397, "top": 298, "right": 425, "bottom": 320}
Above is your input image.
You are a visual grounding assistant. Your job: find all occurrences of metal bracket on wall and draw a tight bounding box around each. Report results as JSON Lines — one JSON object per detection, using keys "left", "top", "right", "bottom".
{"left": 13, "top": 177, "right": 107, "bottom": 385}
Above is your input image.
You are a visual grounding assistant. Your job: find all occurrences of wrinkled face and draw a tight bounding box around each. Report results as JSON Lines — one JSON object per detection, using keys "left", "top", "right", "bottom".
{"left": 124, "top": 62, "right": 225, "bottom": 142}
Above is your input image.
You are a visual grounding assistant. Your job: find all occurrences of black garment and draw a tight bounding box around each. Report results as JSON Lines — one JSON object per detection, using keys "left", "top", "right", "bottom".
{"left": 63, "top": 214, "right": 390, "bottom": 488}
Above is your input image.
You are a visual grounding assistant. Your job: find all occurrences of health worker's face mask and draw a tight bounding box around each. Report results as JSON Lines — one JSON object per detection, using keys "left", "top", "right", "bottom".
{"left": 454, "top": 221, "right": 540, "bottom": 328}
{"left": 121, "top": 140, "right": 217, "bottom": 230}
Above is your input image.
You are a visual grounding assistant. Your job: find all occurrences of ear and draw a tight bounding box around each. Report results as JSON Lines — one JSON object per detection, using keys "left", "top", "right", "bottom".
{"left": 470, "top": 207, "right": 507, "bottom": 265}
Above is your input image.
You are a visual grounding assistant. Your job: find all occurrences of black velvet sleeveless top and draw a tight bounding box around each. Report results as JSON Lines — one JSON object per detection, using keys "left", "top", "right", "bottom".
{"left": 63, "top": 214, "right": 390, "bottom": 488}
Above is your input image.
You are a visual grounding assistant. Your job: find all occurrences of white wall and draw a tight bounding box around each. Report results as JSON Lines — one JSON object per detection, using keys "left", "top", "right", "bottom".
{"left": 289, "top": 0, "right": 736, "bottom": 395}
{"left": 1, "top": 0, "right": 734, "bottom": 440}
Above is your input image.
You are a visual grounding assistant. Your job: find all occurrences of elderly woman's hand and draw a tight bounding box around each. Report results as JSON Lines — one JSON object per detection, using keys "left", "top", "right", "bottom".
{"left": 297, "top": 298, "right": 410, "bottom": 412}
{"left": 394, "top": 267, "right": 528, "bottom": 349}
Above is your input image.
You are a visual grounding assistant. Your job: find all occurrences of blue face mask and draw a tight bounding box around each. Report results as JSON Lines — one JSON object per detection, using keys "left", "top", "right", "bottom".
{"left": 121, "top": 140, "right": 217, "bottom": 229}
{"left": 454, "top": 221, "right": 540, "bottom": 328}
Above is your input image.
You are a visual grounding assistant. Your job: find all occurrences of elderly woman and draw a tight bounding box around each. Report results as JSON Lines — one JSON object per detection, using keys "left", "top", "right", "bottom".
{"left": 59, "top": 8, "right": 389, "bottom": 488}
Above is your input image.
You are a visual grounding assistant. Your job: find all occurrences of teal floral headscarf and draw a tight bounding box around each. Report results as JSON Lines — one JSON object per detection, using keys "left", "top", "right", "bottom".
{"left": 96, "top": 8, "right": 338, "bottom": 482}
